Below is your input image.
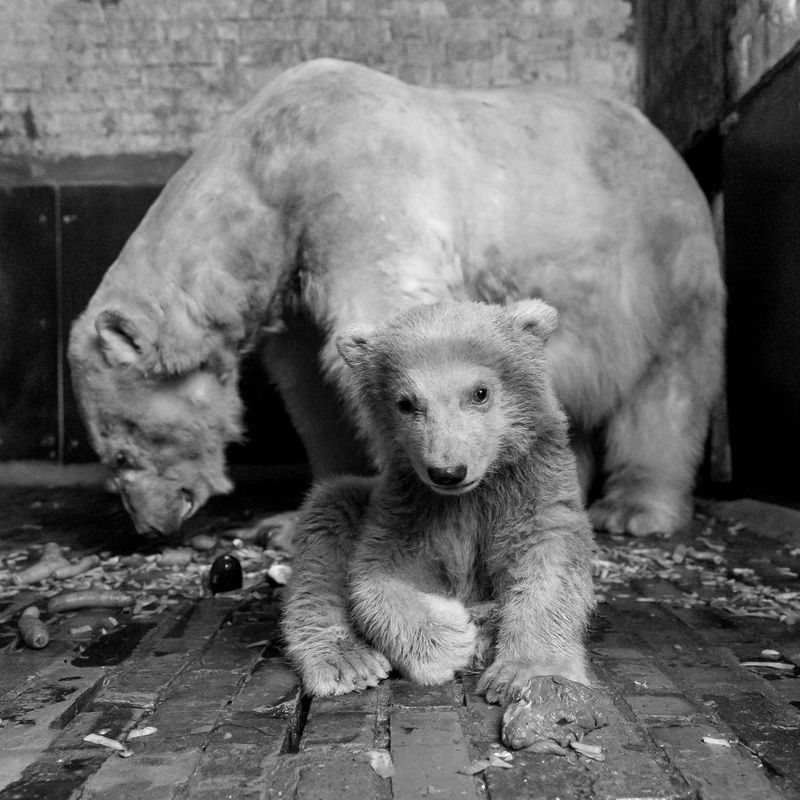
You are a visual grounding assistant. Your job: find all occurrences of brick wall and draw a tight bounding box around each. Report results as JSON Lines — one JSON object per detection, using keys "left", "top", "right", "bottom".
{"left": 0, "top": 0, "right": 636, "bottom": 165}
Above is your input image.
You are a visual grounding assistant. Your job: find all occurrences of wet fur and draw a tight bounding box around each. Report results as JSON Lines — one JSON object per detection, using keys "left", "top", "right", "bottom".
{"left": 282, "top": 301, "right": 596, "bottom": 702}
{"left": 68, "top": 59, "right": 724, "bottom": 536}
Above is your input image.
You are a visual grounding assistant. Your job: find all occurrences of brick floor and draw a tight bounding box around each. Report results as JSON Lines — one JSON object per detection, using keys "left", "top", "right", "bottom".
{"left": 1, "top": 485, "right": 799, "bottom": 799}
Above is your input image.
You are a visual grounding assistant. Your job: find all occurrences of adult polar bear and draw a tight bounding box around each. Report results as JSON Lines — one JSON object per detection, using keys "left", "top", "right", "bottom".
{"left": 69, "top": 58, "right": 723, "bottom": 537}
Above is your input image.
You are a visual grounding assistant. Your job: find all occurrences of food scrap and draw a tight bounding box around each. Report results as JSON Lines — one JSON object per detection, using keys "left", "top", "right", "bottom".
{"left": 361, "top": 749, "right": 395, "bottom": 779}
{"left": 158, "top": 548, "right": 194, "bottom": 567}
{"left": 83, "top": 732, "right": 133, "bottom": 757}
{"left": 267, "top": 562, "right": 292, "bottom": 585}
{"left": 569, "top": 741, "right": 605, "bottom": 761}
{"left": 458, "top": 753, "right": 514, "bottom": 775}
{"left": 702, "top": 736, "right": 732, "bottom": 747}
{"left": 127, "top": 726, "right": 157, "bottom": 740}
{"left": 47, "top": 590, "right": 135, "bottom": 614}
{"left": 0, "top": 509, "right": 294, "bottom": 654}
{"left": 53, "top": 555, "right": 101, "bottom": 580}
{"left": 17, "top": 605, "right": 48, "bottom": 649}
{"left": 501, "top": 675, "right": 608, "bottom": 754}
{"left": 739, "top": 661, "right": 795, "bottom": 671}
{"left": 13, "top": 542, "right": 68, "bottom": 585}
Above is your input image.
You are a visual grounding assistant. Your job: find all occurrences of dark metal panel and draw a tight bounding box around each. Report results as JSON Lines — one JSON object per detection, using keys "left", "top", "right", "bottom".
{"left": 723, "top": 57, "right": 800, "bottom": 502}
{"left": 59, "top": 184, "right": 305, "bottom": 467}
{"left": 0, "top": 186, "right": 58, "bottom": 460}
{"left": 60, "top": 185, "right": 163, "bottom": 462}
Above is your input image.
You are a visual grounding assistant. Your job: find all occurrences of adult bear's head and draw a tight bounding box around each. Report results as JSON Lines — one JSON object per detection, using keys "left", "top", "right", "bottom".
{"left": 68, "top": 305, "right": 244, "bottom": 536}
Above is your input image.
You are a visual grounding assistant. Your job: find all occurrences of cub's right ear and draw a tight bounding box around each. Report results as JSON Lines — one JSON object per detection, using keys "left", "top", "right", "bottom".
{"left": 505, "top": 298, "right": 558, "bottom": 341}
{"left": 95, "top": 309, "right": 152, "bottom": 368}
{"left": 335, "top": 325, "right": 375, "bottom": 369}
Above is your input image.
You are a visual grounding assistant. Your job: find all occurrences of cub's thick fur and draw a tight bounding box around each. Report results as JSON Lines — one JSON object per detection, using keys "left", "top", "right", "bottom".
{"left": 68, "top": 58, "right": 724, "bottom": 536}
{"left": 282, "top": 300, "right": 596, "bottom": 702}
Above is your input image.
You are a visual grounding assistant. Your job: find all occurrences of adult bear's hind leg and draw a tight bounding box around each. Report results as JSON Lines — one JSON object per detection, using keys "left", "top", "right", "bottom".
{"left": 589, "top": 349, "right": 719, "bottom": 537}
{"left": 281, "top": 476, "right": 391, "bottom": 696}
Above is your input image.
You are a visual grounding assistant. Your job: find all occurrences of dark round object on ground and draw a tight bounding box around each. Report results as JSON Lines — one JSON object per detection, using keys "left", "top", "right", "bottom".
{"left": 208, "top": 554, "right": 243, "bottom": 594}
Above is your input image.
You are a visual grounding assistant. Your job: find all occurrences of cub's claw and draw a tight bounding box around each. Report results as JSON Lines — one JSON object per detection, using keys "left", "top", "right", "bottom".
{"left": 478, "top": 658, "right": 590, "bottom": 706}
{"left": 300, "top": 639, "right": 391, "bottom": 697}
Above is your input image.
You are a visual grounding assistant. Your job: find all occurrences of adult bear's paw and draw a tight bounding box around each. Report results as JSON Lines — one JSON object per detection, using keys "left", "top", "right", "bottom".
{"left": 588, "top": 492, "right": 688, "bottom": 537}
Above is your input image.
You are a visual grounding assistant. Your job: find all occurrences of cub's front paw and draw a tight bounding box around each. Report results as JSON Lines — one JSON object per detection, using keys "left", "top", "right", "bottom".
{"left": 478, "top": 658, "right": 590, "bottom": 706}
{"left": 398, "top": 596, "right": 478, "bottom": 685}
{"left": 299, "top": 637, "right": 391, "bottom": 697}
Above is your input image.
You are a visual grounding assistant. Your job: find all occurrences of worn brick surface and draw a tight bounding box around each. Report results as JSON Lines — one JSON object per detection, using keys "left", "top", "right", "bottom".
{"left": 651, "top": 724, "right": 785, "bottom": 800}
{"left": 80, "top": 748, "right": 203, "bottom": 800}
{"left": 2, "top": 489, "right": 800, "bottom": 798}
{"left": 0, "top": 665, "right": 106, "bottom": 754}
{"left": 266, "top": 752, "right": 392, "bottom": 800}
{"left": 94, "top": 599, "right": 231, "bottom": 710}
{"left": 390, "top": 710, "right": 477, "bottom": 800}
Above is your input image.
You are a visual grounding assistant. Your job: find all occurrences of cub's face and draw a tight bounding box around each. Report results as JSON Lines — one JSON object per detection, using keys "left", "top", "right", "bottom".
{"left": 337, "top": 299, "right": 559, "bottom": 496}
{"left": 384, "top": 360, "right": 508, "bottom": 494}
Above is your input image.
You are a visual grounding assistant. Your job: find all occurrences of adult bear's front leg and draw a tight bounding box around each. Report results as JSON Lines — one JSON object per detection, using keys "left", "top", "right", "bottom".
{"left": 349, "top": 532, "right": 478, "bottom": 685}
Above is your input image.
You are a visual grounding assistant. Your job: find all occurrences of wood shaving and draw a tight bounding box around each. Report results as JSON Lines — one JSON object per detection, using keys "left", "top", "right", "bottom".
{"left": 593, "top": 521, "right": 800, "bottom": 625}
{"left": 458, "top": 753, "right": 514, "bottom": 774}
{"left": 1, "top": 530, "right": 290, "bottom": 617}
{"left": 570, "top": 741, "right": 606, "bottom": 761}
{"left": 361, "top": 749, "right": 395, "bottom": 779}
{"left": 127, "top": 726, "right": 157, "bottom": 740}
{"left": 83, "top": 732, "right": 133, "bottom": 757}
{"left": 702, "top": 736, "right": 731, "bottom": 747}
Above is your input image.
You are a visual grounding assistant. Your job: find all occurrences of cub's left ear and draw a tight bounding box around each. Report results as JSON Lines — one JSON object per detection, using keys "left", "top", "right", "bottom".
{"left": 505, "top": 298, "right": 558, "bottom": 341}
{"left": 336, "top": 325, "right": 375, "bottom": 368}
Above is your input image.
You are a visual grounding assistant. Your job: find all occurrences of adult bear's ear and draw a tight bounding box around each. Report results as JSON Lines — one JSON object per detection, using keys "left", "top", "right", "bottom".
{"left": 336, "top": 325, "right": 375, "bottom": 368}
{"left": 95, "top": 309, "right": 154, "bottom": 368}
{"left": 505, "top": 298, "right": 558, "bottom": 341}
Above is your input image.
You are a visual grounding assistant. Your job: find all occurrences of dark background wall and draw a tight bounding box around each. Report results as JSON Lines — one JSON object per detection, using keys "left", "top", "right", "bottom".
{"left": 0, "top": 0, "right": 639, "bottom": 466}
{"left": 0, "top": 183, "right": 307, "bottom": 467}
{"left": 2, "top": 0, "right": 800, "bottom": 504}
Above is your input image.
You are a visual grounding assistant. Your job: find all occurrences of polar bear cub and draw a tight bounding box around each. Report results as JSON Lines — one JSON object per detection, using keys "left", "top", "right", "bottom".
{"left": 282, "top": 300, "right": 596, "bottom": 704}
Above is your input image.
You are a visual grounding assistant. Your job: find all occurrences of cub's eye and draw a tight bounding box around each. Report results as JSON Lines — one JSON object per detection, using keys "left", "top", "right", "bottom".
{"left": 471, "top": 386, "right": 490, "bottom": 404}
{"left": 397, "top": 397, "right": 416, "bottom": 414}
{"left": 114, "top": 452, "right": 131, "bottom": 470}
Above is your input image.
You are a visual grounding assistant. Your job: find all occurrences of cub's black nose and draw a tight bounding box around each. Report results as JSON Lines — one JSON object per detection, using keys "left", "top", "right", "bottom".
{"left": 427, "top": 464, "right": 468, "bottom": 487}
